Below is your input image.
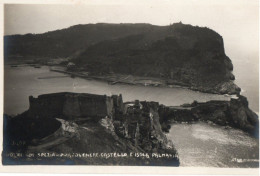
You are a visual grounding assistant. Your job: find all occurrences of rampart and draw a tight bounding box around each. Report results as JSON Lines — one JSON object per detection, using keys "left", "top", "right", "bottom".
{"left": 28, "top": 92, "right": 122, "bottom": 120}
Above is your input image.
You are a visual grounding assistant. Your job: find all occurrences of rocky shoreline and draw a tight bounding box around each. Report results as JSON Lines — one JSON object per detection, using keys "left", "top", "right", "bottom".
{"left": 4, "top": 22, "right": 258, "bottom": 167}
{"left": 7, "top": 61, "right": 241, "bottom": 95}
{"left": 3, "top": 92, "right": 180, "bottom": 165}
{"left": 159, "top": 95, "right": 259, "bottom": 136}
{"left": 3, "top": 92, "right": 258, "bottom": 165}
{"left": 50, "top": 66, "right": 241, "bottom": 95}
{"left": 5, "top": 22, "right": 243, "bottom": 96}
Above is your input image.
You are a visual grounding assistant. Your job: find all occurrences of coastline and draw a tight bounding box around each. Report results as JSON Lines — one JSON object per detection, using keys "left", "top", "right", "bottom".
{"left": 3, "top": 63, "right": 258, "bottom": 167}
{"left": 5, "top": 55, "right": 241, "bottom": 96}
{"left": 3, "top": 91, "right": 258, "bottom": 165}
{"left": 5, "top": 61, "right": 241, "bottom": 100}
{"left": 49, "top": 66, "right": 241, "bottom": 96}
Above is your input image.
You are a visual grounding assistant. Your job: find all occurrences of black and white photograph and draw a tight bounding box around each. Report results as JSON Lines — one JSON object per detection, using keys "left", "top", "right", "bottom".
{"left": 1, "top": 0, "right": 259, "bottom": 173}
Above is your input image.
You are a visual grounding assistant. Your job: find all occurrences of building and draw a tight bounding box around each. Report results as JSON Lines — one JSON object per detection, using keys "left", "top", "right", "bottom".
{"left": 28, "top": 92, "right": 120, "bottom": 120}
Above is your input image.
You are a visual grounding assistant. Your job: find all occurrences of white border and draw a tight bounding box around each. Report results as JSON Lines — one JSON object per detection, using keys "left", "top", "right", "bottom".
{"left": 0, "top": 0, "right": 259, "bottom": 175}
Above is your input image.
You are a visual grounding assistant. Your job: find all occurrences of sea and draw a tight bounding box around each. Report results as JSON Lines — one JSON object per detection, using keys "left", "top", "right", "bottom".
{"left": 4, "top": 64, "right": 259, "bottom": 167}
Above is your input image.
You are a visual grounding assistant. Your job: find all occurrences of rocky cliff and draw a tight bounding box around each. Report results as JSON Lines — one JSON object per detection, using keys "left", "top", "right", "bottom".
{"left": 3, "top": 92, "right": 179, "bottom": 165}
{"left": 159, "top": 95, "right": 259, "bottom": 136}
{"left": 3, "top": 92, "right": 258, "bottom": 165}
{"left": 5, "top": 22, "right": 240, "bottom": 94}
{"left": 73, "top": 23, "right": 239, "bottom": 94}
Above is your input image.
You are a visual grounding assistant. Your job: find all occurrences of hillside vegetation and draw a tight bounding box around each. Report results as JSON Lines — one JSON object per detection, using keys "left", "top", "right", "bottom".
{"left": 4, "top": 22, "right": 240, "bottom": 94}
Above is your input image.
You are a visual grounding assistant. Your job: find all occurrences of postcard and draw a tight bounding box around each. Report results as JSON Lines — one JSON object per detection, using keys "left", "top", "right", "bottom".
{"left": 0, "top": 0, "right": 259, "bottom": 175}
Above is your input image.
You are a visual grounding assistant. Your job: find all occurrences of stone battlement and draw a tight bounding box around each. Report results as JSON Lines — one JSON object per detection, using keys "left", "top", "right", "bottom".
{"left": 28, "top": 92, "right": 123, "bottom": 121}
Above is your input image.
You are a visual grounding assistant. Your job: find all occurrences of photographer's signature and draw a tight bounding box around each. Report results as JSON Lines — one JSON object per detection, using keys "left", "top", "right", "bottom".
{"left": 231, "top": 158, "right": 259, "bottom": 163}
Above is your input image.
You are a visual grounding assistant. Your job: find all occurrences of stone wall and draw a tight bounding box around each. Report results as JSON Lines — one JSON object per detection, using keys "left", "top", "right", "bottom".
{"left": 112, "top": 94, "right": 124, "bottom": 120}
{"left": 29, "top": 93, "right": 66, "bottom": 119}
{"left": 28, "top": 92, "right": 115, "bottom": 120}
{"left": 114, "top": 100, "right": 175, "bottom": 152}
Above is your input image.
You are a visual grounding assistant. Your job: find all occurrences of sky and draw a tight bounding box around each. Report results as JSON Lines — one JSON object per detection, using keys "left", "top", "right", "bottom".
{"left": 4, "top": 1, "right": 259, "bottom": 57}
{"left": 3, "top": 0, "right": 259, "bottom": 110}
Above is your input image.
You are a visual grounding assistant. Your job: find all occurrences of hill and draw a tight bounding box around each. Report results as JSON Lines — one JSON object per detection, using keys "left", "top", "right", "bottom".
{"left": 4, "top": 22, "right": 240, "bottom": 94}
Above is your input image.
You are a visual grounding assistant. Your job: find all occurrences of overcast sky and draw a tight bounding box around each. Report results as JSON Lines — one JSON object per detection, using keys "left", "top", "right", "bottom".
{"left": 3, "top": 0, "right": 259, "bottom": 110}
{"left": 4, "top": 0, "right": 258, "bottom": 53}
{"left": 4, "top": 1, "right": 258, "bottom": 56}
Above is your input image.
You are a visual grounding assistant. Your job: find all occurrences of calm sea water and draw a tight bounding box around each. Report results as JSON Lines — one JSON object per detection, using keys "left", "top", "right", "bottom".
{"left": 233, "top": 59, "right": 259, "bottom": 113}
{"left": 168, "top": 122, "right": 259, "bottom": 167}
{"left": 4, "top": 65, "right": 259, "bottom": 167}
{"left": 4, "top": 65, "right": 230, "bottom": 115}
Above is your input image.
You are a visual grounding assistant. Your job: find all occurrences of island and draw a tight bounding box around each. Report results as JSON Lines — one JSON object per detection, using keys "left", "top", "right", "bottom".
{"left": 5, "top": 22, "right": 240, "bottom": 94}
{"left": 3, "top": 22, "right": 258, "bottom": 166}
